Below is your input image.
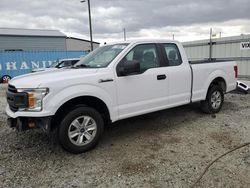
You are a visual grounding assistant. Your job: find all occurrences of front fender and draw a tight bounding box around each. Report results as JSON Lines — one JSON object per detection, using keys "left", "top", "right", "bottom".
{"left": 43, "top": 84, "right": 117, "bottom": 121}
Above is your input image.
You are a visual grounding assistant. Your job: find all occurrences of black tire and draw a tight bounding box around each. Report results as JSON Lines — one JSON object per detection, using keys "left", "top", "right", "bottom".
{"left": 200, "top": 85, "right": 224, "bottom": 114}
{"left": 58, "top": 106, "right": 104, "bottom": 154}
{"left": 1, "top": 75, "right": 11, "bottom": 83}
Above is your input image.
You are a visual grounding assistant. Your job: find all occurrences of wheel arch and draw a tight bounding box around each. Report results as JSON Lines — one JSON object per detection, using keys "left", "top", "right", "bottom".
{"left": 203, "top": 70, "right": 228, "bottom": 99}
{"left": 51, "top": 95, "right": 111, "bottom": 131}
{"left": 208, "top": 77, "right": 227, "bottom": 93}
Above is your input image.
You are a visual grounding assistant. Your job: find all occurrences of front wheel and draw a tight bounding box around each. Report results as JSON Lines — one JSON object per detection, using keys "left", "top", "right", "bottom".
{"left": 200, "top": 85, "right": 224, "bottom": 114}
{"left": 58, "top": 106, "right": 104, "bottom": 154}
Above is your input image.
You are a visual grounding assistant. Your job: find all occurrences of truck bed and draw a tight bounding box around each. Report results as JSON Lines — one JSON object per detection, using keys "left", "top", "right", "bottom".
{"left": 190, "top": 60, "right": 237, "bottom": 102}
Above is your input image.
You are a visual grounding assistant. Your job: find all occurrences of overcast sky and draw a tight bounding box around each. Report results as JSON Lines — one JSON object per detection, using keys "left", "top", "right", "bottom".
{"left": 0, "top": 0, "right": 249, "bottom": 44}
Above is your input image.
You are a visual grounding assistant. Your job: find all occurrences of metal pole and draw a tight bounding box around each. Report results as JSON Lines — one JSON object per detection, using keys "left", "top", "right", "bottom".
{"left": 123, "top": 28, "right": 126, "bottom": 41}
{"left": 81, "top": 0, "right": 93, "bottom": 51}
{"left": 173, "top": 34, "right": 175, "bottom": 40}
{"left": 87, "top": 0, "right": 93, "bottom": 51}
{"left": 209, "top": 28, "right": 212, "bottom": 60}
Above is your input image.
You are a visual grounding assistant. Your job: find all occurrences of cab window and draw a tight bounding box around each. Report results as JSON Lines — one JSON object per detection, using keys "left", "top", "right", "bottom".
{"left": 123, "top": 44, "right": 160, "bottom": 72}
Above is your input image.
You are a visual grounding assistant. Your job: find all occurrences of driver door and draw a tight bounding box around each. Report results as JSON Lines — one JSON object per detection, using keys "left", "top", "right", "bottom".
{"left": 115, "top": 43, "right": 169, "bottom": 120}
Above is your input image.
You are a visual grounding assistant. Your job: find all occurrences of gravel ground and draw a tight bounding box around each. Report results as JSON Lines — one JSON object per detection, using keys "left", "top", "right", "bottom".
{"left": 0, "top": 84, "right": 250, "bottom": 188}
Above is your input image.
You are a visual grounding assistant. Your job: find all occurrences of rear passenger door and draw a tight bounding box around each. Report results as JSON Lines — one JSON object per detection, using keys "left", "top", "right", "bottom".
{"left": 115, "top": 43, "right": 169, "bottom": 119}
{"left": 162, "top": 43, "right": 192, "bottom": 106}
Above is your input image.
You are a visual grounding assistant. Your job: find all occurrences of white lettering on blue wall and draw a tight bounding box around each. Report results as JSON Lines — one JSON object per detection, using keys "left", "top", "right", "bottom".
{"left": 6, "top": 62, "right": 17, "bottom": 70}
{"left": 20, "top": 61, "right": 29, "bottom": 70}
{"left": 42, "top": 61, "right": 47, "bottom": 68}
{"left": 48, "top": 61, "right": 53, "bottom": 66}
{"left": 31, "top": 61, "right": 40, "bottom": 69}
{"left": 1, "top": 61, "right": 53, "bottom": 71}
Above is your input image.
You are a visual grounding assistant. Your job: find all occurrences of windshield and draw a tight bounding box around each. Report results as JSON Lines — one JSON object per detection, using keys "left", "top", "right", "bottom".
{"left": 74, "top": 44, "right": 128, "bottom": 68}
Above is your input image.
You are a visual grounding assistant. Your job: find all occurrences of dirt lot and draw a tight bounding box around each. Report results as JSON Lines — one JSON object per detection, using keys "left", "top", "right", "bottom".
{"left": 0, "top": 84, "right": 250, "bottom": 188}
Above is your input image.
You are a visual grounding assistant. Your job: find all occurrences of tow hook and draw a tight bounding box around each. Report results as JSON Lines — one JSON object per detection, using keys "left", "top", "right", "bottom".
{"left": 236, "top": 81, "right": 249, "bottom": 94}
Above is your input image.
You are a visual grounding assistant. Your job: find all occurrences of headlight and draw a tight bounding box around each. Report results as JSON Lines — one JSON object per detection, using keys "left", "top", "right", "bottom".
{"left": 17, "top": 88, "right": 49, "bottom": 111}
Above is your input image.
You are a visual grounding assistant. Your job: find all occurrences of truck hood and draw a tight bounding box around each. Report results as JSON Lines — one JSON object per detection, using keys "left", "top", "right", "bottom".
{"left": 9, "top": 68, "right": 99, "bottom": 88}
{"left": 32, "top": 67, "right": 57, "bottom": 72}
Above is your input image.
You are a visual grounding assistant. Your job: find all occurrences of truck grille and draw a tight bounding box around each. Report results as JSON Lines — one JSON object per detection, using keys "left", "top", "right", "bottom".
{"left": 8, "top": 84, "right": 17, "bottom": 93}
{"left": 7, "top": 85, "right": 18, "bottom": 112}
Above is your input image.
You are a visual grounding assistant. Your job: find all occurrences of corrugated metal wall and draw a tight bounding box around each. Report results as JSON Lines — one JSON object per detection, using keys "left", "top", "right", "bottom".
{"left": 183, "top": 34, "right": 250, "bottom": 77}
{"left": 0, "top": 51, "right": 87, "bottom": 78}
{"left": 66, "top": 38, "right": 100, "bottom": 51}
{"left": 0, "top": 36, "right": 66, "bottom": 51}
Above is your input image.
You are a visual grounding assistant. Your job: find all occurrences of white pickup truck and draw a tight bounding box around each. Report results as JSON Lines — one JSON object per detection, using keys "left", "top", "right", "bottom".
{"left": 6, "top": 40, "right": 237, "bottom": 153}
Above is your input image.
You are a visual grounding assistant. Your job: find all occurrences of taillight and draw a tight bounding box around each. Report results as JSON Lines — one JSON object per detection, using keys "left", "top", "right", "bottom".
{"left": 234, "top": 65, "right": 238, "bottom": 78}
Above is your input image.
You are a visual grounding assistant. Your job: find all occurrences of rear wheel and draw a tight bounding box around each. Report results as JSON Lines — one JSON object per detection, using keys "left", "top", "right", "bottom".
{"left": 58, "top": 106, "right": 104, "bottom": 154}
{"left": 1, "top": 75, "right": 11, "bottom": 83}
{"left": 200, "top": 85, "right": 224, "bottom": 114}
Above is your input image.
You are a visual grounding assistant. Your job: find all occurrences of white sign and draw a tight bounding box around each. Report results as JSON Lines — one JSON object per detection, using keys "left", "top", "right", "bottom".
{"left": 240, "top": 42, "right": 250, "bottom": 50}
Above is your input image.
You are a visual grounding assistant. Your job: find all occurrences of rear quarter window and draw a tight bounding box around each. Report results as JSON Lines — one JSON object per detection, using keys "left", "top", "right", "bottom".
{"left": 163, "top": 43, "right": 182, "bottom": 66}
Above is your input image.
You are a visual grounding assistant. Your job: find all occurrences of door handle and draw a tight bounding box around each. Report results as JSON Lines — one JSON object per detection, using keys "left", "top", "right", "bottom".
{"left": 157, "top": 74, "right": 166, "bottom": 80}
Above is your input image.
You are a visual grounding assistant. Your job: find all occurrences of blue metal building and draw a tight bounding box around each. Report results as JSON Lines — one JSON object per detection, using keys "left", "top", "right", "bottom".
{"left": 0, "top": 51, "right": 87, "bottom": 81}
{"left": 0, "top": 28, "right": 99, "bottom": 82}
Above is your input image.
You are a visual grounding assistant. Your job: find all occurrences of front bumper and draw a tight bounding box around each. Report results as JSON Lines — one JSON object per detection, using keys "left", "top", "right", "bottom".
{"left": 7, "top": 116, "right": 52, "bottom": 132}
{"left": 6, "top": 104, "right": 54, "bottom": 118}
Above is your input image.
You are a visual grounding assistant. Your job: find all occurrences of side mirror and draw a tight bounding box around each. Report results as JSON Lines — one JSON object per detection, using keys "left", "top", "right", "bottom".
{"left": 118, "top": 60, "right": 140, "bottom": 76}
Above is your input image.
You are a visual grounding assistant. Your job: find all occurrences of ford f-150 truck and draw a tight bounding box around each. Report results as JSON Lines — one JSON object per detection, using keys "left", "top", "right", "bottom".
{"left": 6, "top": 40, "right": 237, "bottom": 153}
